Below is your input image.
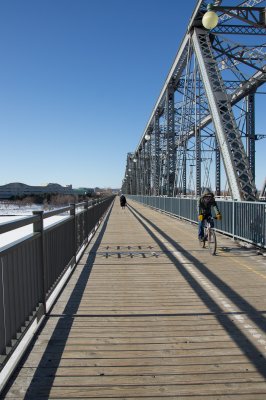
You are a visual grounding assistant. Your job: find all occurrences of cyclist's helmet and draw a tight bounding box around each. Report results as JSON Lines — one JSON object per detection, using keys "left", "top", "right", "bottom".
{"left": 202, "top": 189, "right": 213, "bottom": 197}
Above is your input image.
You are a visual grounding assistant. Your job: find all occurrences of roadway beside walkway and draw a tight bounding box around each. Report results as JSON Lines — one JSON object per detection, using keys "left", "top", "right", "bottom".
{"left": 2, "top": 197, "right": 266, "bottom": 399}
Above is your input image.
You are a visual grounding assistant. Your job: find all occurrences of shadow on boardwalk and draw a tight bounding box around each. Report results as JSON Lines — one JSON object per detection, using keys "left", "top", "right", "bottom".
{"left": 2, "top": 200, "right": 266, "bottom": 398}
{"left": 1, "top": 204, "right": 113, "bottom": 399}
{"left": 128, "top": 204, "right": 266, "bottom": 378}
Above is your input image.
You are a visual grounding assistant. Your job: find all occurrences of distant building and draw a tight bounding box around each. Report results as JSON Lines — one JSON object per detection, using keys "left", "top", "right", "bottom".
{"left": 72, "top": 187, "right": 95, "bottom": 196}
{"left": 94, "top": 187, "right": 119, "bottom": 195}
{"left": 0, "top": 182, "right": 73, "bottom": 199}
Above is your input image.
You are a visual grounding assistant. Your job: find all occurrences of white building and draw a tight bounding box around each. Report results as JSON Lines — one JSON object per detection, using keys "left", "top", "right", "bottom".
{"left": 0, "top": 183, "right": 73, "bottom": 199}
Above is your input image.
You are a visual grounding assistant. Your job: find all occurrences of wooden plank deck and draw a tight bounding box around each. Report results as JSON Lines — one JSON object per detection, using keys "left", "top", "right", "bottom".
{"left": 2, "top": 197, "right": 266, "bottom": 399}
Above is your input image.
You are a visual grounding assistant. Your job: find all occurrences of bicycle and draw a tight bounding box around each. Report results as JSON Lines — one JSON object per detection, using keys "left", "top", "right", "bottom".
{"left": 199, "top": 216, "right": 217, "bottom": 255}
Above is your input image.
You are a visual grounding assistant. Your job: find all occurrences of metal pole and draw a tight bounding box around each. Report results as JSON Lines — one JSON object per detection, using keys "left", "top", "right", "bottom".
{"left": 182, "top": 150, "right": 187, "bottom": 195}
{"left": 216, "top": 137, "right": 221, "bottom": 196}
{"left": 154, "top": 113, "right": 160, "bottom": 196}
{"left": 33, "top": 211, "right": 46, "bottom": 315}
{"left": 166, "top": 86, "right": 176, "bottom": 197}
{"left": 84, "top": 201, "right": 89, "bottom": 244}
{"left": 195, "top": 62, "right": 201, "bottom": 197}
{"left": 246, "top": 93, "right": 256, "bottom": 181}
{"left": 147, "top": 137, "right": 151, "bottom": 195}
{"left": 70, "top": 204, "right": 77, "bottom": 259}
{"left": 195, "top": 128, "right": 201, "bottom": 196}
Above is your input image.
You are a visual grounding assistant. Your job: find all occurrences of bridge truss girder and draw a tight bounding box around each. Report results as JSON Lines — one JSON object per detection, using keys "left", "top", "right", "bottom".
{"left": 192, "top": 27, "right": 257, "bottom": 200}
{"left": 122, "top": 0, "right": 266, "bottom": 200}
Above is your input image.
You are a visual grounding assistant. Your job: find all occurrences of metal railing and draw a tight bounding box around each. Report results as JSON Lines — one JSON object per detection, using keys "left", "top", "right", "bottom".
{"left": 128, "top": 195, "right": 266, "bottom": 249}
{"left": 0, "top": 196, "right": 114, "bottom": 369}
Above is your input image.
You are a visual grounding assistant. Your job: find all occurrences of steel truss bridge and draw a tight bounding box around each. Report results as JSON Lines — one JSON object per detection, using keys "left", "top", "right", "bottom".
{"left": 122, "top": 0, "right": 266, "bottom": 201}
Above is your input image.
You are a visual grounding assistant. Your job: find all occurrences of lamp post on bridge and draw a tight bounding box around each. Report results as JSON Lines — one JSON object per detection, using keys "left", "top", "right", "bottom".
{"left": 144, "top": 133, "right": 151, "bottom": 195}
{"left": 202, "top": 4, "right": 219, "bottom": 30}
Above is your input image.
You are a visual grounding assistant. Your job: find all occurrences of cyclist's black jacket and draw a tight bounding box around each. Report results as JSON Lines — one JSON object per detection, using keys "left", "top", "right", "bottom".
{"left": 198, "top": 194, "right": 220, "bottom": 216}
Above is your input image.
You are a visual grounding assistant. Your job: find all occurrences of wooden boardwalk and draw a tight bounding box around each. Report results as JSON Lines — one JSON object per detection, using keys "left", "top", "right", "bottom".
{"left": 2, "top": 197, "right": 266, "bottom": 399}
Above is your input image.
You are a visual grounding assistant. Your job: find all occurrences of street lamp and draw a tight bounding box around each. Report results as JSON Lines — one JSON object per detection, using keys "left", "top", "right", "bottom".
{"left": 144, "top": 133, "right": 151, "bottom": 141}
{"left": 202, "top": 4, "right": 219, "bottom": 29}
{"left": 133, "top": 158, "right": 137, "bottom": 163}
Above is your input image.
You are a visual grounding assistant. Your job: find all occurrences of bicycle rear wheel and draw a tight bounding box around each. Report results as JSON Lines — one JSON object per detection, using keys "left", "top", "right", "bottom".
{"left": 208, "top": 229, "right": 217, "bottom": 255}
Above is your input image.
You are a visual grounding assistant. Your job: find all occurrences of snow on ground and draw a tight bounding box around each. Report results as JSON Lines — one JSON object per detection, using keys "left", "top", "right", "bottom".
{"left": 0, "top": 203, "right": 43, "bottom": 216}
{"left": 0, "top": 207, "right": 68, "bottom": 249}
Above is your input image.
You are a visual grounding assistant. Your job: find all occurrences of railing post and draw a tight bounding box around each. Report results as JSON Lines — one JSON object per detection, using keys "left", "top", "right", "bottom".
{"left": 263, "top": 204, "right": 266, "bottom": 246}
{"left": 33, "top": 211, "right": 46, "bottom": 316}
{"left": 232, "top": 200, "right": 235, "bottom": 241}
{"left": 85, "top": 200, "right": 89, "bottom": 243}
{"left": 70, "top": 204, "right": 77, "bottom": 258}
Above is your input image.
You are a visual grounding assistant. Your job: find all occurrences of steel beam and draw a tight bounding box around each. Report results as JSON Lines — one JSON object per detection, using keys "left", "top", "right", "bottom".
{"left": 135, "top": 34, "right": 190, "bottom": 152}
{"left": 153, "top": 113, "right": 160, "bottom": 196}
{"left": 192, "top": 28, "right": 257, "bottom": 201}
{"left": 186, "top": 67, "right": 266, "bottom": 141}
{"left": 246, "top": 93, "right": 256, "bottom": 180}
{"left": 165, "top": 86, "right": 176, "bottom": 196}
{"left": 213, "top": 25, "right": 266, "bottom": 34}
{"left": 195, "top": 128, "right": 201, "bottom": 196}
{"left": 261, "top": 177, "right": 266, "bottom": 198}
{"left": 215, "top": 137, "right": 221, "bottom": 196}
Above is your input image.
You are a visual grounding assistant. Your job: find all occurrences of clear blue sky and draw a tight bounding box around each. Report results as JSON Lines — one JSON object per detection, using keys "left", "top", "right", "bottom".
{"left": 0, "top": 0, "right": 265, "bottom": 190}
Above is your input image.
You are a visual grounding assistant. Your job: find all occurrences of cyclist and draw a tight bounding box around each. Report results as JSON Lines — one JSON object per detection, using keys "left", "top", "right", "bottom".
{"left": 198, "top": 189, "right": 222, "bottom": 241}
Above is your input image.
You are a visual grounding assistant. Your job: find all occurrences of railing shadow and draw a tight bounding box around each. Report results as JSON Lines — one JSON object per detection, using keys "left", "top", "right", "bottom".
{"left": 1, "top": 203, "right": 113, "bottom": 399}
{"left": 128, "top": 203, "right": 266, "bottom": 378}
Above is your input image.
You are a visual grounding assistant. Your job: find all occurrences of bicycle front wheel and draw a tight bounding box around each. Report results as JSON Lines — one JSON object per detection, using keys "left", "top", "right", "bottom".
{"left": 208, "top": 229, "right": 217, "bottom": 255}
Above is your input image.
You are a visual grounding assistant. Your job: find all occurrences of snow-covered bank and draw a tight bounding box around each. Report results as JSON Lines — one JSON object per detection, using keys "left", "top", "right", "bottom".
{"left": 0, "top": 202, "right": 63, "bottom": 216}
{"left": 0, "top": 202, "right": 92, "bottom": 249}
{"left": 0, "top": 215, "right": 68, "bottom": 249}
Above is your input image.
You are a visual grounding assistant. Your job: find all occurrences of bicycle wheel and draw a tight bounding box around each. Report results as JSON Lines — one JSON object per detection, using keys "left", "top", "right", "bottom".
{"left": 208, "top": 228, "right": 217, "bottom": 255}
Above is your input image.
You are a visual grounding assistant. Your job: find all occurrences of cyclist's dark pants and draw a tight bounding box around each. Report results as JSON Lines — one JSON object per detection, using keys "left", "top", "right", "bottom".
{"left": 198, "top": 214, "right": 213, "bottom": 239}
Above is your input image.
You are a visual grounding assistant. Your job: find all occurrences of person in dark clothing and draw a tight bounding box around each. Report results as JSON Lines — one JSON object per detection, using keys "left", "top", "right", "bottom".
{"left": 198, "top": 189, "right": 222, "bottom": 240}
{"left": 120, "top": 194, "right": 127, "bottom": 209}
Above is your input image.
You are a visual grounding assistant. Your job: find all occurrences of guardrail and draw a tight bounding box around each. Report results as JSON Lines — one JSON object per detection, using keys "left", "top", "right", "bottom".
{"left": 0, "top": 196, "right": 114, "bottom": 374}
{"left": 128, "top": 195, "right": 266, "bottom": 249}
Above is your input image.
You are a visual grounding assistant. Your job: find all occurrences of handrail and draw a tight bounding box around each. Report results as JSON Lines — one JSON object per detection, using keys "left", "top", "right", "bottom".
{"left": 128, "top": 195, "right": 266, "bottom": 249}
{"left": 0, "top": 196, "right": 112, "bottom": 233}
{"left": 0, "top": 195, "right": 115, "bottom": 391}
{"left": 0, "top": 215, "right": 39, "bottom": 234}
{"left": 43, "top": 205, "right": 72, "bottom": 219}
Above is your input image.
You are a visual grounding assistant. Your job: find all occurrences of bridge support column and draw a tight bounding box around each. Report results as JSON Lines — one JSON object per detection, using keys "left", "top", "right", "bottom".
{"left": 195, "top": 128, "right": 201, "bottom": 196}
{"left": 216, "top": 137, "right": 221, "bottom": 196}
{"left": 140, "top": 147, "right": 145, "bottom": 195}
{"left": 136, "top": 151, "right": 140, "bottom": 195}
{"left": 246, "top": 93, "right": 256, "bottom": 181}
{"left": 166, "top": 86, "right": 176, "bottom": 197}
{"left": 153, "top": 113, "right": 160, "bottom": 196}
{"left": 182, "top": 149, "right": 187, "bottom": 195}
{"left": 192, "top": 28, "right": 257, "bottom": 201}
